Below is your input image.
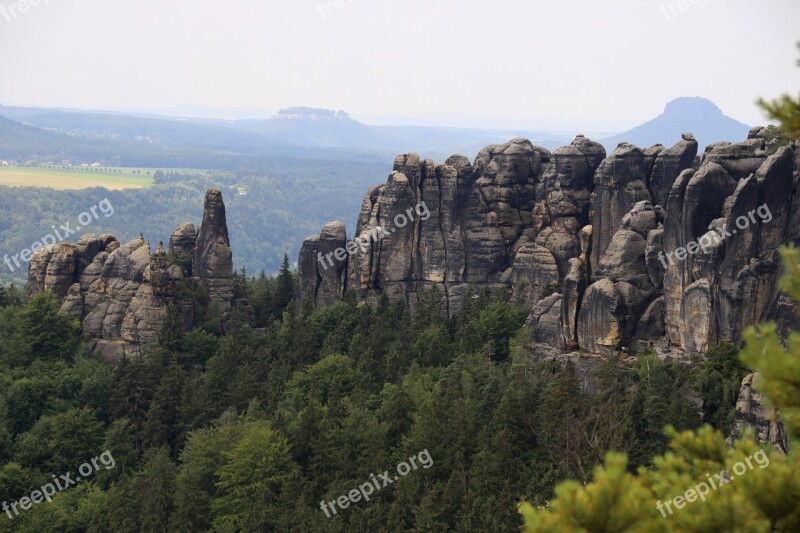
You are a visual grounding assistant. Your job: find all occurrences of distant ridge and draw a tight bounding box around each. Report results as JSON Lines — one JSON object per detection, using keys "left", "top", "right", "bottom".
{"left": 601, "top": 97, "right": 752, "bottom": 152}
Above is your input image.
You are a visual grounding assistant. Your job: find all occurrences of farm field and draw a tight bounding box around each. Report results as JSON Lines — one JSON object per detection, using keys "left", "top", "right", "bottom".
{"left": 0, "top": 166, "right": 202, "bottom": 190}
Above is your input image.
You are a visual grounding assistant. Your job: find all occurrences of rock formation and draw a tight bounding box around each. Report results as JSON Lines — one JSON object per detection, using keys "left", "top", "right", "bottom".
{"left": 727, "top": 373, "right": 790, "bottom": 453}
{"left": 298, "top": 131, "right": 799, "bottom": 363}
{"left": 26, "top": 188, "right": 239, "bottom": 360}
{"left": 193, "top": 188, "right": 234, "bottom": 309}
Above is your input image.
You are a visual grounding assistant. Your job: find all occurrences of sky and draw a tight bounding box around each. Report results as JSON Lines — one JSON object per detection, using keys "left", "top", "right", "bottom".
{"left": 0, "top": 0, "right": 798, "bottom": 131}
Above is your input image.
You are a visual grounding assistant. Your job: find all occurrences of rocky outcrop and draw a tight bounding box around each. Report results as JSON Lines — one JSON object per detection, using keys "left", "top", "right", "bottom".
{"left": 298, "top": 130, "right": 797, "bottom": 362}
{"left": 647, "top": 134, "right": 699, "bottom": 207}
{"left": 511, "top": 243, "right": 560, "bottom": 306}
{"left": 193, "top": 188, "right": 234, "bottom": 310}
{"left": 169, "top": 222, "right": 197, "bottom": 274}
{"left": 577, "top": 200, "right": 660, "bottom": 353}
{"left": 588, "top": 143, "right": 652, "bottom": 278}
{"left": 662, "top": 148, "right": 795, "bottom": 355}
{"left": 727, "top": 373, "right": 790, "bottom": 453}
{"left": 298, "top": 136, "right": 606, "bottom": 315}
{"left": 526, "top": 293, "right": 565, "bottom": 350}
{"left": 297, "top": 221, "right": 348, "bottom": 308}
{"left": 702, "top": 140, "right": 767, "bottom": 181}
{"left": 560, "top": 258, "right": 586, "bottom": 350}
{"left": 26, "top": 188, "right": 238, "bottom": 359}
{"left": 343, "top": 139, "right": 546, "bottom": 312}
{"left": 576, "top": 278, "right": 624, "bottom": 355}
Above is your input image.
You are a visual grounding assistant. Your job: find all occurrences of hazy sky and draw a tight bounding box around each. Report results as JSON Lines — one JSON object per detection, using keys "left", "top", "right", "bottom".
{"left": 1, "top": 0, "right": 798, "bottom": 130}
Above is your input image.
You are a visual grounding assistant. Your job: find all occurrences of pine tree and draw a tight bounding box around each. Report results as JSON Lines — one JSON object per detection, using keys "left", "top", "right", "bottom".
{"left": 105, "top": 473, "right": 139, "bottom": 533}
{"left": 275, "top": 254, "right": 296, "bottom": 315}
{"left": 133, "top": 448, "right": 178, "bottom": 533}
{"left": 142, "top": 362, "right": 186, "bottom": 457}
{"left": 211, "top": 422, "right": 302, "bottom": 531}
{"left": 536, "top": 362, "right": 591, "bottom": 483}
{"left": 233, "top": 266, "right": 249, "bottom": 300}
{"left": 156, "top": 303, "right": 184, "bottom": 354}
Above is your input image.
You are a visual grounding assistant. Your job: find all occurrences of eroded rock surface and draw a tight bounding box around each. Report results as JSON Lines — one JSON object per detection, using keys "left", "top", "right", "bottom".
{"left": 26, "top": 188, "right": 239, "bottom": 359}
{"left": 297, "top": 131, "right": 798, "bottom": 363}
{"left": 727, "top": 373, "right": 790, "bottom": 453}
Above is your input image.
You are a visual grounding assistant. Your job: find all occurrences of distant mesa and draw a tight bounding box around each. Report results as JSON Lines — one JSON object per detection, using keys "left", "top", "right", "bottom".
{"left": 273, "top": 107, "right": 351, "bottom": 120}
{"left": 601, "top": 97, "right": 752, "bottom": 152}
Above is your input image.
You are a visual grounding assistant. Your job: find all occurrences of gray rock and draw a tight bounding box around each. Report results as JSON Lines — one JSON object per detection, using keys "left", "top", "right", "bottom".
{"left": 317, "top": 221, "right": 348, "bottom": 307}
{"left": 60, "top": 283, "right": 84, "bottom": 319}
{"left": 704, "top": 141, "right": 766, "bottom": 181}
{"left": 26, "top": 189, "right": 236, "bottom": 355}
{"left": 645, "top": 228, "right": 666, "bottom": 290}
{"left": 589, "top": 143, "right": 652, "bottom": 278}
{"left": 512, "top": 243, "right": 560, "bottom": 306}
{"left": 169, "top": 222, "right": 197, "bottom": 275}
{"left": 632, "top": 297, "right": 665, "bottom": 352}
{"left": 193, "top": 188, "right": 234, "bottom": 309}
{"left": 727, "top": 374, "right": 790, "bottom": 453}
{"left": 577, "top": 279, "right": 623, "bottom": 355}
{"left": 647, "top": 134, "right": 698, "bottom": 207}
{"left": 526, "top": 293, "right": 566, "bottom": 350}
{"left": 561, "top": 258, "right": 586, "bottom": 350}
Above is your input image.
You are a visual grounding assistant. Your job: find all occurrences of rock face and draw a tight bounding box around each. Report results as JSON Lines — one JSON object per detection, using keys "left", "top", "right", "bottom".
{"left": 526, "top": 293, "right": 565, "bottom": 350}
{"left": 647, "top": 134, "right": 699, "bottom": 207}
{"left": 297, "top": 221, "right": 348, "bottom": 308}
{"left": 727, "top": 373, "right": 790, "bottom": 453}
{"left": 26, "top": 188, "right": 238, "bottom": 360}
{"left": 298, "top": 131, "right": 799, "bottom": 361}
{"left": 662, "top": 148, "right": 794, "bottom": 355}
{"left": 193, "top": 188, "right": 234, "bottom": 310}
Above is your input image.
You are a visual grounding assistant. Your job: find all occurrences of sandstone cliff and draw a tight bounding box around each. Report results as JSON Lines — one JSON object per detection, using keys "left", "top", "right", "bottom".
{"left": 296, "top": 131, "right": 800, "bottom": 449}
{"left": 26, "top": 188, "right": 238, "bottom": 360}
{"left": 298, "top": 130, "right": 800, "bottom": 360}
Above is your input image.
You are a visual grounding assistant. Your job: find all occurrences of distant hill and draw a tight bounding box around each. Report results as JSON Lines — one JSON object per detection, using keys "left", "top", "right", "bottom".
{"left": 0, "top": 109, "right": 388, "bottom": 169}
{"left": 0, "top": 115, "right": 119, "bottom": 163}
{"left": 601, "top": 97, "right": 752, "bottom": 152}
{"left": 0, "top": 104, "right": 577, "bottom": 165}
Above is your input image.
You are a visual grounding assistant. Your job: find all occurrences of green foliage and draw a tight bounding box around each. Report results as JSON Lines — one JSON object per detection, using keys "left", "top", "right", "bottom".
{"left": 13, "top": 407, "right": 104, "bottom": 474}
{"left": 211, "top": 421, "right": 302, "bottom": 531}
{"left": 2, "top": 260, "right": 794, "bottom": 531}
{"left": 537, "top": 362, "right": 592, "bottom": 483}
{"left": 275, "top": 254, "right": 296, "bottom": 314}
{"left": 232, "top": 266, "right": 249, "bottom": 300}
{"left": 539, "top": 282, "right": 557, "bottom": 299}
{"left": 156, "top": 303, "right": 184, "bottom": 354}
{"left": 0, "top": 292, "right": 81, "bottom": 367}
{"left": 132, "top": 447, "right": 178, "bottom": 533}
{"left": 0, "top": 285, "right": 22, "bottom": 308}
{"left": 458, "top": 293, "right": 530, "bottom": 362}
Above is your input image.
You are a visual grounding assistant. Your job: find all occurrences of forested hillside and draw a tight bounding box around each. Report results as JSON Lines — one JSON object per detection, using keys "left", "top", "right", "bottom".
{"left": 0, "top": 272, "right": 751, "bottom": 531}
